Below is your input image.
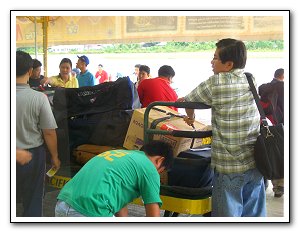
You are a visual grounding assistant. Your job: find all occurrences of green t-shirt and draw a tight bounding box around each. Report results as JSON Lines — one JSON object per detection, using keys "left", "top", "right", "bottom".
{"left": 57, "top": 150, "right": 162, "bottom": 216}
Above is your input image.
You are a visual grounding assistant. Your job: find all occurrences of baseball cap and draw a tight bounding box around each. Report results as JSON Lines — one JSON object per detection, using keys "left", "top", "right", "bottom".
{"left": 77, "top": 55, "right": 89, "bottom": 65}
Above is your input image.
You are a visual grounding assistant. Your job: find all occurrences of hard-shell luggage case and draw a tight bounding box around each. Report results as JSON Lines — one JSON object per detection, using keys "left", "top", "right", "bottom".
{"left": 73, "top": 144, "right": 123, "bottom": 165}
{"left": 170, "top": 145, "right": 213, "bottom": 188}
{"left": 168, "top": 155, "right": 213, "bottom": 189}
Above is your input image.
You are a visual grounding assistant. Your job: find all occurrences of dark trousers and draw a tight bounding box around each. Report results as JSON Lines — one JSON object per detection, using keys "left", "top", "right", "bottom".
{"left": 16, "top": 145, "right": 46, "bottom": 217}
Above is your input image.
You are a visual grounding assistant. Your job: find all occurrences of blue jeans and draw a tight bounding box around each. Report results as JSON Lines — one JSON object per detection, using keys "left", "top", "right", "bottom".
{"left": 55, "top": 200, "right": 86, "bottom": 217}
{"left": 212, "top": 168, "right": 266, "bottom": 217}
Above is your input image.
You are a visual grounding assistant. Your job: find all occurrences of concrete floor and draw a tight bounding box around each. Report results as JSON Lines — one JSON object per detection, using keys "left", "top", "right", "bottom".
{"left": 16, "top": 181, "right": 284, "bottom": 218}
{"left": 265, "top": 182, "right": 285, "bottom": 218}
{"left": 16, "top": 158, "right": 285, "bottom": 219}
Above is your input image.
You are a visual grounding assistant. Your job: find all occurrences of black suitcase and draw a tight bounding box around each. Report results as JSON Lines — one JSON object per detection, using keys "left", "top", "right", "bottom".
{"left": 168, "top": 147, "right": 214, "bottom": 188}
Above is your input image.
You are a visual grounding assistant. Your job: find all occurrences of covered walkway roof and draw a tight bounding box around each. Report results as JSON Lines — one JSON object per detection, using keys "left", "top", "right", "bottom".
{"left": 16, "top": 15, "right": 284, "bottom": 47}
{"left": 13, "top": 12, "right": 287, "bottom": 75}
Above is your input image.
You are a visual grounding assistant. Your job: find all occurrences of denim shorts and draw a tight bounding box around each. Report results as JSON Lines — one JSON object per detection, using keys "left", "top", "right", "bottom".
{"left": 55, "top": 200, "right": 85, "bottom": 217}
{"left": 212, "top": 168, "right": 266, "bottom": 217}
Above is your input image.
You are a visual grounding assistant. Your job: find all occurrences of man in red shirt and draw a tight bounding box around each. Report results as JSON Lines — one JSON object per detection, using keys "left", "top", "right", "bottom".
{"left": 95, "top": 64, "right": 109, "bottom": 84}
{"left": 137, "top": 65, "right": 178, "bottom": 111}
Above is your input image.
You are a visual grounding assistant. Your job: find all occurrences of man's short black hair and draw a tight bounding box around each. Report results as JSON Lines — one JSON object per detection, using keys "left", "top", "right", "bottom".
{"left": 216, "top": 38, "right": 247, "bottom": 69}
{"left": 32, "top": 59, "right": 42, "bottom": 69}
{"left": 140, "top": 140, "right": 174, "bottom": 170}
{"left": 16, "top": 51, "right": 33, "bottom": 76}
{"left": 274, "top": 68, "right": 284, "bottom": 79}
{"left": 158, "top": 65, "right": 175, "bottom": 78}
{"left": 139, "top": 65, "right": 150, "bottom": 75}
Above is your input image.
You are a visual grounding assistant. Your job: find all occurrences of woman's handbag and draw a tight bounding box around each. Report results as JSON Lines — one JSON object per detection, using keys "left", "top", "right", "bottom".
{"left": 245, "top": 72, "right": 284, "bottom": 180}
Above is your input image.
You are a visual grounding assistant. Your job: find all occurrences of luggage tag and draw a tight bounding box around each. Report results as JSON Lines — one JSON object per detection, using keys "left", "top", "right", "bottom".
{"left": 46, "top": 166, "right": 59, "bottom": 177}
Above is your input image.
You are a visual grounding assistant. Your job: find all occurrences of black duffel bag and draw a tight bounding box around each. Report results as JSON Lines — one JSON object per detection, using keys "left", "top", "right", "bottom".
{"left": 68, "top": 109, "right": 133, "bottom": 150}
{"left": 254, "top": 123, "right": 284, "bottom": 180}
{"left": 53, "top": 76, "right": 140, "bottom": 122}
{"left": 246, "top": 72, "right": 284, "bottom": 180}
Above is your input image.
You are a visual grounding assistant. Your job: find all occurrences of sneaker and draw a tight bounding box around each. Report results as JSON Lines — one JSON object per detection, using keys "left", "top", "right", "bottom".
{"left": 264, "top": 178, "right": 269, "bottom": 190}
{"left": 274, "top": 192, "right": 283, "bottom": 198}
{"left": 274, "top": 186, "right": 284, "bottom": 198}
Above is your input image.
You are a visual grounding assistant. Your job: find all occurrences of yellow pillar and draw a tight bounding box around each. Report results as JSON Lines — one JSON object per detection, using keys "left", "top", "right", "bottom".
{"left": 42, "top": 16, "right": 48, "bottom": 77}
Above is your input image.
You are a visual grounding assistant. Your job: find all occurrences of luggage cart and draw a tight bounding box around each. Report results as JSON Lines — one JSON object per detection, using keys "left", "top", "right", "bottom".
{"left": 46, "top": 101, "right": 213, "bottom": 217}
{"left": 142, "top": 101, "right": 213, "bottom": 217}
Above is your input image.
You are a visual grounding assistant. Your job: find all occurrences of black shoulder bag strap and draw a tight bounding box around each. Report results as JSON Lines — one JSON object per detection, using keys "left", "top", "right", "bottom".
{"left": 244, "top": 72, "right": 269, "bottom": 127}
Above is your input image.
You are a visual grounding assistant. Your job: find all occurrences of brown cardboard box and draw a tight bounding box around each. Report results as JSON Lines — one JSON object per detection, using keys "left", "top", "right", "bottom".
{"left": 123, "top": 106, "right": 211, "bottom": 156}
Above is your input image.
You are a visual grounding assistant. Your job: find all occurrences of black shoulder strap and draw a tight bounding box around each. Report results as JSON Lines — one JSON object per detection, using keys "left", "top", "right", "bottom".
{"left": 244, "top": 72, "right": 268, "bottom": 126}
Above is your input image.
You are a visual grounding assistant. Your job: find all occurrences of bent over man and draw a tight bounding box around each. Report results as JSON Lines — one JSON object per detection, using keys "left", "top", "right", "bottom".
{"left": 55, "top": 141, "right": 173, "bottom": 217}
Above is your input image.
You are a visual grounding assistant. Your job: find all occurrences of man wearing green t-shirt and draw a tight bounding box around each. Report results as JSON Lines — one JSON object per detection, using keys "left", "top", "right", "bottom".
{"left": 55, "top": 141, "right": 173, "bottom": 217}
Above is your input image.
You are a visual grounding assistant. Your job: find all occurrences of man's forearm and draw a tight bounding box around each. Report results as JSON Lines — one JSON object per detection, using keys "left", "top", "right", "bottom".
{"left": 145, "top": 203, "right": 161, "bottom": 217}
{"left": 185, "top": 109, "right": 195, "bottom": 119}
{"left": 42, "top": 129, "right": 59, "bottom": 160}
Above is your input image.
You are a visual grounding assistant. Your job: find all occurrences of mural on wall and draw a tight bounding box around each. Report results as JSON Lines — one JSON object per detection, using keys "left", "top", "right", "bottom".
{"left": 16, "top": 16, "right": 117, "bottom": 46}
{"left": 126, "top": 16, "right": 177, "bottom": 33}
{"left": 186, "top": 16, "right": 245, "bottom": 30}
{"left": 252, "top": 16, "right": 283, "bottom": 31}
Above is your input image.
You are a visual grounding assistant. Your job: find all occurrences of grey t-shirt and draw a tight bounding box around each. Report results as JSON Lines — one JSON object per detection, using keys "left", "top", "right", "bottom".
{"left": 16, "top": 84, "right": 57, "bottom": 149}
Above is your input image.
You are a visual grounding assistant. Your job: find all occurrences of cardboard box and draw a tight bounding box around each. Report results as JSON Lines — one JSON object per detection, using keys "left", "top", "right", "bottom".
{"left": 123, "top": 106, "right": 211, "bottom": 156}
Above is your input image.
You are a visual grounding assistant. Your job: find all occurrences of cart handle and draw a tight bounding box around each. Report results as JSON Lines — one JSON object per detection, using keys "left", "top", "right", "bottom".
{"left": 147, "top": 101, "right": 211, "bottom": 110}
{"left": 144, "top": 101, "right": 211, "bottom": 144}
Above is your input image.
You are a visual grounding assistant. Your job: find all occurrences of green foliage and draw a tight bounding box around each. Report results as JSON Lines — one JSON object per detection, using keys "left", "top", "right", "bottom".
{"left": 17, "top": 47, "right": 44, "bottom": 54}
{"left": 18, "top": 40, "right": 284, "bottom": 55}
{"left": 244, "top": 40, "right": 284, "bottom": 51}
